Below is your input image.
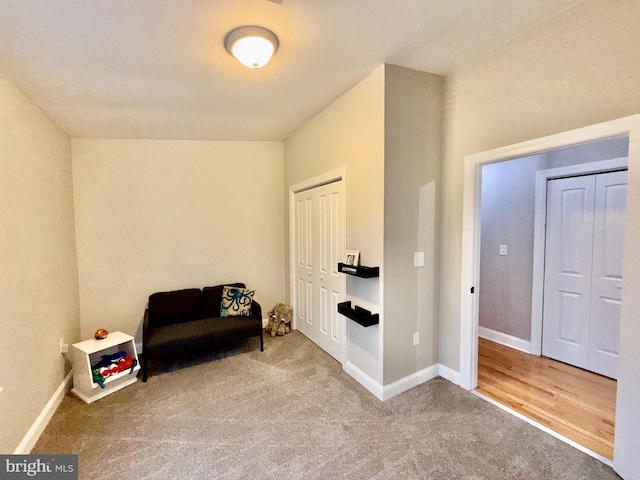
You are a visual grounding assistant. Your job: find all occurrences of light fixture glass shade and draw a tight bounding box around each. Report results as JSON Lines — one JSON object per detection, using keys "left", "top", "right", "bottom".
{"left": 225, "top": 26, "right": 279, "bottom": 69}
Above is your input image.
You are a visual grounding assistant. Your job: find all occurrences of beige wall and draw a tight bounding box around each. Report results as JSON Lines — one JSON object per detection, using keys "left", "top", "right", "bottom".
{"left": 383, "top": 65, "right": 442, "bottom": 384}
{"left": 72, "top": 139, "right": 284, "bottom": 342}
{"left": 0, "top": 73, "right": 80, "bottom": 452}
{"left": 441, "top": 0, "right": 640, "bottom": 371}
{"left": 285, "top": 66, "right": 385, "bottom": 383}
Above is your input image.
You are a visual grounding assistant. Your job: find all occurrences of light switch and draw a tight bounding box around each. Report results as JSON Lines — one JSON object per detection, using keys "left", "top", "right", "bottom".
{"left": 499, "top": 245, "right": 508, "bottom": 256}
{"left": 414, "top": 252, "right": 425, "bottom": 267}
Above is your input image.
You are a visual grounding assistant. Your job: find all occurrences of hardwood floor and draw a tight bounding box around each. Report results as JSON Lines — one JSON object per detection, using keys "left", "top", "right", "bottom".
{"left": 476, "top": 338, "right": 617, "bottom": 460}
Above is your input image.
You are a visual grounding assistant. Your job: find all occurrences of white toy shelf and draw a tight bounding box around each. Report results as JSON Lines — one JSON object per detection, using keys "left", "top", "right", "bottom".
{"left": 70, "top": 331, "right": 140, "bottom": 404}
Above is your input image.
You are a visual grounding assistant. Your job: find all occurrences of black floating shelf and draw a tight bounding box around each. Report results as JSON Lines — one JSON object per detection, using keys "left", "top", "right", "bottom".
{"left": 338, "top": 263, "right": 379, "bottom": 278}
{"left": 337, "top": 301, "right": 379, "bottom": 327}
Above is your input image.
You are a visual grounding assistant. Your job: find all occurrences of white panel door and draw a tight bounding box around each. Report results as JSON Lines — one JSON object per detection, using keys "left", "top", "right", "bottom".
{"left": 314, "top": 182, "right": 346, "bottom": 361}
{"left": 588, "top": 170, "right": 627, "bottom": 379}
{"left": 542, "top": 175, "right": 595, "bottom": 370}
{"left": 293, "top": 181, "right": 345, "bottom": 363}
{"left": 542, "top": 171, "right": 627, "bottom": 379}
{"left": 294, "top": 190, "right": 315, "bottom": 342}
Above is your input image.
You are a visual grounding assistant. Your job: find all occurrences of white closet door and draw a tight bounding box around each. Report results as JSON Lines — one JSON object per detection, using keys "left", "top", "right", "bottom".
{"left": 588, "top": 170, "right": 627, "bottom": 379}
{"left": 542, "top": 171, "right": 627, "bottom": 379}
{"left": 542, "top": 175, "right": 595, "bottom": 370}
{"left": 293, "top": 181, "right": 345, "bottom": 363}
{"left": 313, "top": 181, "right": 346, "bottom": 362}
{"left": 294, "top": 189, "right": 315, "bottom": 342}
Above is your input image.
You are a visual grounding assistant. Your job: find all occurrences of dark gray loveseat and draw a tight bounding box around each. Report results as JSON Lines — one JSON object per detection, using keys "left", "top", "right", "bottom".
{"left": 142, "top": 283, "right": 263, "bottom": 381}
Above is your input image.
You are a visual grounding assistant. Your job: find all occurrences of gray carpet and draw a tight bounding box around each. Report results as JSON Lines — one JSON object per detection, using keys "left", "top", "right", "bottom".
{"left": 33, "top": 331, "right": 618, "bottom": 479}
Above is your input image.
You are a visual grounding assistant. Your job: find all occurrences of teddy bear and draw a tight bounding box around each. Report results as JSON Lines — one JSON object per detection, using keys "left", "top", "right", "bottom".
{"left": 265, "top": 303, "right": 293, "bottom": 337}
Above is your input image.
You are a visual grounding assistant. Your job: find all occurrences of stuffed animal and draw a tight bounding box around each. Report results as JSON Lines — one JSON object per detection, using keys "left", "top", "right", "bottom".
{"left": 265, "top": 303, "right": 293, "bottom": 337}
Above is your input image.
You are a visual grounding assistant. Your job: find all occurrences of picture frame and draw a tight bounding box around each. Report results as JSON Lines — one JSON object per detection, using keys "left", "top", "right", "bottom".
{"left": 344, "top": 250, "right": 360, "bottom": 266}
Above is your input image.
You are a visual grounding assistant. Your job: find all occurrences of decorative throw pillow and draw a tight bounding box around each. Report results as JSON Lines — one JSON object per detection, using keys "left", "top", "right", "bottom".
{"left": 220, "top": 286, "right": 255, "bottom": 317}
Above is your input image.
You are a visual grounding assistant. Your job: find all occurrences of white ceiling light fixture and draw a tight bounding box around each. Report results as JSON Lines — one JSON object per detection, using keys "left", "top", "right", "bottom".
{"left": 224, "top": 26, "right": 279, "bottom": 69}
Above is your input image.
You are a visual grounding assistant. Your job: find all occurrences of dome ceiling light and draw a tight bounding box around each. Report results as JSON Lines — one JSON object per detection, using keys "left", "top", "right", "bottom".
{"left": 224, "top": 26, "right": 279, "bottom": 69}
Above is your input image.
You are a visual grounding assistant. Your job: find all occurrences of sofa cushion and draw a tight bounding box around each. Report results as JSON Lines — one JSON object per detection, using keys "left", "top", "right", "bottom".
{"left": 202, "top": 283, "right": 245, "bottom": 318}
{"left": 148, "top": 288, "right": 202, "bottom": 327}
{"left": 145, "top": 316, "right": 261, "bottom": 356}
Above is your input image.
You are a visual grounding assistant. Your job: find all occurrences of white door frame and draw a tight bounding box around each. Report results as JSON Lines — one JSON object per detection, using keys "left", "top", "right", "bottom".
{"left": 530, "top": 157, "right": 628, "bottom": 356}
{"left": 289, "top": 167, "right": 347, "bottom": 360}
{"left": 460, "top": 114, "right": 640, "bottom": 392}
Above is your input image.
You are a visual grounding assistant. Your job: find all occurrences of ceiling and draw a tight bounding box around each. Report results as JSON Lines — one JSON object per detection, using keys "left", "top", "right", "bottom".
{"left": 0, "top": 0, "right": 581, "bottom": 141}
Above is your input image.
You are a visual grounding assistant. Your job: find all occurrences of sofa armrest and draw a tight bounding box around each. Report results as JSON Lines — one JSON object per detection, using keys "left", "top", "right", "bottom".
{"left": 251, "top": 300, "right": 262, "bottom": 321}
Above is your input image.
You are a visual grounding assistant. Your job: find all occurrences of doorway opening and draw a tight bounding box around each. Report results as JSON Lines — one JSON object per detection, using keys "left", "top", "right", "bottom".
{"left": 473, "top": 137, "right": 627, "bottom": 461}
{"left": 458, "top": 115, "right": 640, "bottom": 474}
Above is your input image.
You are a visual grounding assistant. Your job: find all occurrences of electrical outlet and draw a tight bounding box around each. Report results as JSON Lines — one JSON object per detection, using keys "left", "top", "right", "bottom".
{"left": 414, "top": 252, "right": 425, "bottom": 267}
{"left": 499, "top": 245, "right": 508, "bottom": 256}
{"left": 59, "top": 337, "right": 69, "bottom": 354}
{"left": 413, "top": 332, "right": 419, "bottom": 346}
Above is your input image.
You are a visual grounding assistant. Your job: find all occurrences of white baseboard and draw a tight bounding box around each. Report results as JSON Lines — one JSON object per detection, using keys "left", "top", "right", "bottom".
{"left": 262, "top": 317, "right": 269, "bottom": 328}
{"left": 479, "top": 326, "right": 532, "bottom": 354}
{"left": 344, "top": 361, "right": 383, "bottom": 400}
{"left": 345, "top": 361, "right": 463, "bottom": 401}
{"left": 14, "top": 371, "right": 73, "bottom": 454}
{"left": 382, "top": 365, "right": 440, "bottom": 400}
{"left": 438, "top": 364, "right": 461, "bottom": 385}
